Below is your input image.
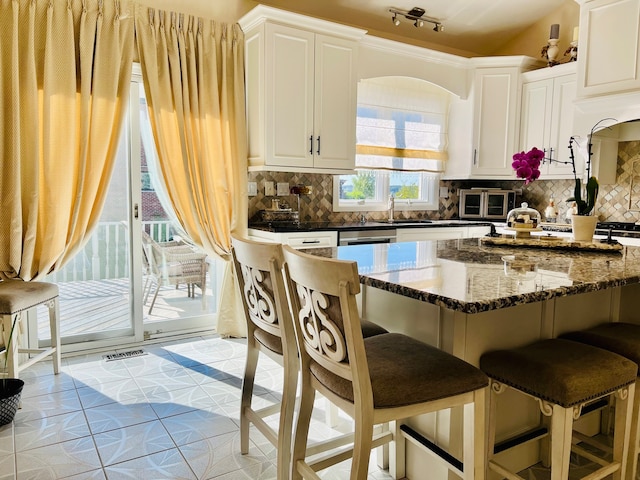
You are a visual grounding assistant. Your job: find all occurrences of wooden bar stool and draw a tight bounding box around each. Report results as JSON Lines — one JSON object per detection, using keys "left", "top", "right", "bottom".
{"left": 283, "top": 245, "right": 489, "bottom": 480}
{"left": 0, "top": 280, "right": 61, "bottom": 379}
{"left": 231, "top": 236, "right": 388, "bottom": 480}
{"left": 561, "top": 322, "right": 640, "bottom": 480}
{"left": 480, "top": 338, "right": 637, "bottom": 480}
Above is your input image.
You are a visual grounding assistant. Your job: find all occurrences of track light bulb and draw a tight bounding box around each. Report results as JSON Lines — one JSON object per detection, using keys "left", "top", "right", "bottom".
{"left": 392, "top": 14, "right": 400, "bottom": 26}
{"left": 433, "top": 23, "right": 444, "bottom": 32}
{"left": 414, "top": 19, "right": 424, "bottom": 28}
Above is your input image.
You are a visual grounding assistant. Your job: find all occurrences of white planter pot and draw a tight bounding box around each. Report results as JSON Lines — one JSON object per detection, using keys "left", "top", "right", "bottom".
{"left": 571, "top": 215, "right": 598, "bottom": 242}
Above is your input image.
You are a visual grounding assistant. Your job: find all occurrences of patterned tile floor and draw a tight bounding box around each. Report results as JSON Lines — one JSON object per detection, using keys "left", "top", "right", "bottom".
{"left": 0, "top": 333, "right": 622, "bottom": 479}
{"left": 0, "top": 334, "right": 396, "bottom": 479}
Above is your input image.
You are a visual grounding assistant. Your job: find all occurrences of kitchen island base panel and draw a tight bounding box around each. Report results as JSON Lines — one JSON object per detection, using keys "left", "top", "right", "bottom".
{"left": 359, "top": 285, "right": 628, "bottom": 478}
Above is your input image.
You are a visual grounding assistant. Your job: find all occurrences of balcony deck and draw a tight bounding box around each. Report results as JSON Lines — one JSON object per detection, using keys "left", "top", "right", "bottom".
{"left": 37, "top": 276, "right": 213, "bottom": 340}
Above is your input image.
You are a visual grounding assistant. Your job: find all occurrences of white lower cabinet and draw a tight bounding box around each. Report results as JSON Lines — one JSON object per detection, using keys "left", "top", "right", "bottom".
{"left": 247, "top": 229, "right": 337, "bottom": 249}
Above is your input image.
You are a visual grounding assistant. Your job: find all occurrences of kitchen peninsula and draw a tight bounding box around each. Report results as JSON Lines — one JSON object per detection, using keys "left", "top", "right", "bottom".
{"left": 311, "top": 239, "right": 640, "bottom": 478}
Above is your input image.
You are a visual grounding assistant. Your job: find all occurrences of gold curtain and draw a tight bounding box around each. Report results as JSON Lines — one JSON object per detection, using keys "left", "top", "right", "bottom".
{"left": 135, "top": 6, "right": 248, "bottom": 337}
{"left": 0, "top": 0, "right": 134, "bottom": 281}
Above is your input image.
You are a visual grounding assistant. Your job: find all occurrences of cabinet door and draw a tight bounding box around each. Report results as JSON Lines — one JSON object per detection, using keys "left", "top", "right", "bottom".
{"left": 548, "top": 75, "right": 577, "bottom": 176}
{"left": 520, "top": 75, "right": 577, "bottom": 179}
{"left": 265, "top": 23, "right": 315, "bottom": 168}
{"left": 578, "top": 0, "right": 640, "bottom": 98}
{"left": 520, "top": 79, "right": 553, "bottom": 156}
{"left": 313, "top": 35, "right": 357, "bottom": 170}
{"left": 472, "top": 68, "right": 519, "bottom": 177}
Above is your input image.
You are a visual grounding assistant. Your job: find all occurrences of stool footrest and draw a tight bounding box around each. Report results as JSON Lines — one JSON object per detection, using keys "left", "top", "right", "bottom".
{"left": 494, "top": 427, "right": 548, "bottom": 455}
{"left": 581, "top": 398, "right": 609, "bottom": 417}
{"left": 400, "top": 424, "right": 463, "bottom": 474}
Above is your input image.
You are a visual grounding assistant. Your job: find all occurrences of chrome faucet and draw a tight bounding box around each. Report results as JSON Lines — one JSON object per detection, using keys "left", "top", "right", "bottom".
{"left": 388, "top": 194, "right": 395, "bottom": 222}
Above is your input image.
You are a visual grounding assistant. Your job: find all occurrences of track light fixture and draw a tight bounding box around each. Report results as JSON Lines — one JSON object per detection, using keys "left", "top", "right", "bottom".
{"left": 389, "top": 6, "right": 444, "bottom": 32}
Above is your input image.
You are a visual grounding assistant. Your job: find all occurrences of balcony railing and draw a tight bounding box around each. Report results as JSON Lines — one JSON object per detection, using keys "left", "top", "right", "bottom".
{"left": 46, "top": 221, "right": 179, "bottom": 283}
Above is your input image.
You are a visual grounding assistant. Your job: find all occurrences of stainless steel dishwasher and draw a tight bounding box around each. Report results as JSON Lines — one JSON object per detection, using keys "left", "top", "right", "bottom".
{"left": 338, "top": 229, "right": 397, "bottom": 246}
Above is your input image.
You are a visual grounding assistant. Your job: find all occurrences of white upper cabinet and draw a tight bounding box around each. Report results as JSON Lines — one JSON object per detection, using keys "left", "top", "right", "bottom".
{"left": 519, "top": 63, "right": 577, "bottom": 179}
{"left": 445, "top": 57, "right": 541, "bottom": 180}
{"left": 240, "top": 6, "right": 365, "bottom": 173}
{"left": 471, "top": 67, "right": 520, "bottom": 177}
{"left": 577, "top": 0, "right": 640, "bottom": 99}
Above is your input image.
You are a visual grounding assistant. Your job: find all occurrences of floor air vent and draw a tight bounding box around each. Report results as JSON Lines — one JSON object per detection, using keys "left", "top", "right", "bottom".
{"left": 102, "top": 349, "right": 147, "bottom": 362}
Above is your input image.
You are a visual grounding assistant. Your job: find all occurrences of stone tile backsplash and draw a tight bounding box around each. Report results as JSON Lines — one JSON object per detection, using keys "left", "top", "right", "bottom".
{"left": 248, "top": 140, "right": 640, "bottom": 224}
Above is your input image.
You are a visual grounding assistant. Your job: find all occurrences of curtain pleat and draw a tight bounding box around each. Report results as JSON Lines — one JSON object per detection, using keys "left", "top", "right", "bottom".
{"left": 0, "top": 0, "right": 134, "bottom": 280}
{"left": 135, "top": 6, "right": 248, "bottom": 337}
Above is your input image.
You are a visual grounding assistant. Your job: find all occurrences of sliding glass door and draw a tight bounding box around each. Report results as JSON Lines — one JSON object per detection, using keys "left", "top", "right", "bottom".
{"left": 33, "top": 73, "right": 219, "bottom": 353}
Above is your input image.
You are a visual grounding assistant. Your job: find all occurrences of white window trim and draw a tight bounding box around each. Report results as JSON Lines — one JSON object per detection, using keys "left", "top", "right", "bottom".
{"left": 332, "top": 172, "right": 439, "bottom": 212}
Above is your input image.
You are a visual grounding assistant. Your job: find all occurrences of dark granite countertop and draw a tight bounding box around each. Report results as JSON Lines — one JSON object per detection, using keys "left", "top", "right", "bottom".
{"left": 248, "top": 219, "right": 493, "bottom": 233}
{"left": 308, "top": 238, "right": 640, "bottom": 314}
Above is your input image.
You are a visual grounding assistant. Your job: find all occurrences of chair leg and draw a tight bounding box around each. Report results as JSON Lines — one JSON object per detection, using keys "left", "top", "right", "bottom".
{"left": 240, "top": 340, "right": 259, "bottom": 455}
{"left": 277, "top": 352, "right": 298, "bottom": 480}
{"left": 2, "top": 313, "right": 20, "bottom": 379}
{"left": 468, "top": 388, "right": 486, "bottom": 480}
{"left": 626, "top": 379, "right": 640, "bottom": 480}
{"left": 325, "top": 398, "right": 339, "bottom": 427}
{"left": 389, "top": 420, "right": 406, "bottom": 480}
{"left": 351, "top": 413, "right": 374, "bottom": 479}
{"left": 613, "top": 383, "right": 635, "bottom": 480}
{"left": 47, "top": 298, "right": 61, "bottom": 375}
{"left": 376, "top": 422, "right": 390, "bottom": 471}
{"left": 148, "top": 284, "right": 161, "bottom": 314}
{"left": 486, "top": 381, "right": 499, "bottom": 472}
{"left": 550, "top": 404, "right": 573, "bottom": 480}
{"left": 291, "top": 374, "right": 316, "bottom": 480}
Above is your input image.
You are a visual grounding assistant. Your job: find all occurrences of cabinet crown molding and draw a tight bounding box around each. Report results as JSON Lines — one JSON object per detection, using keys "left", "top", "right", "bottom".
{"left": 521, "top": 62, "right": 577, "bottom": 82}
{"left": 469, "top": 55, "right": 543, "bottom": 71}
{"left": 239, "top": 5, "right": 367, "bottom": 40}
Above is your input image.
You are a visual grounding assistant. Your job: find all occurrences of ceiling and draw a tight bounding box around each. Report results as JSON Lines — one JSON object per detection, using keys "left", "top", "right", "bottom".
{"left": 254, "top": 0, "right": 573, "bottom": 57}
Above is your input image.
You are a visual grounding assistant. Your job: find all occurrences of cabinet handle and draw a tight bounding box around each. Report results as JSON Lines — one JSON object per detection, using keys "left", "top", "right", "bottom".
{"left": 317, "top": 136, "right": 321, "bottom": 155}
{"left": 473, "top": 149, "right": 477, "bottom": 166}
{"left": 302, "top": 240, "right": 321, "bottom": 244}
{"left": 548, "top": 147, "right": 553, "bottom": 160}
{"left": 309, "top": 135, "right": 313, "bottom": 155}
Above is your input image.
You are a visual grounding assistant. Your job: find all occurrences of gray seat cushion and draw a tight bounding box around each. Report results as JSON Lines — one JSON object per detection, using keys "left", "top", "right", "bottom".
{"left": 0, "top": 281, "right": 59, "bottom": 314}
{"left": 360, "top": 319, "right": 388, "bottom": 338}
{"left": 560, "top": 323, "right": 640, "bottom": 368}
{"left": 480, "top": 338, "right": 637, "bottom": 408}
{"left": 254, "top": 328, "right": 283, "bottom": 355}
{"left": 310, "top": 333, "right": 488, "bottom": 408}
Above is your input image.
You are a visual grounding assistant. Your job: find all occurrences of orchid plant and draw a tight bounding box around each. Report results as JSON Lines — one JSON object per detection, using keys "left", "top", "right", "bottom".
{"left": 512, "top": 140, "right": 599, "bottom": 216}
